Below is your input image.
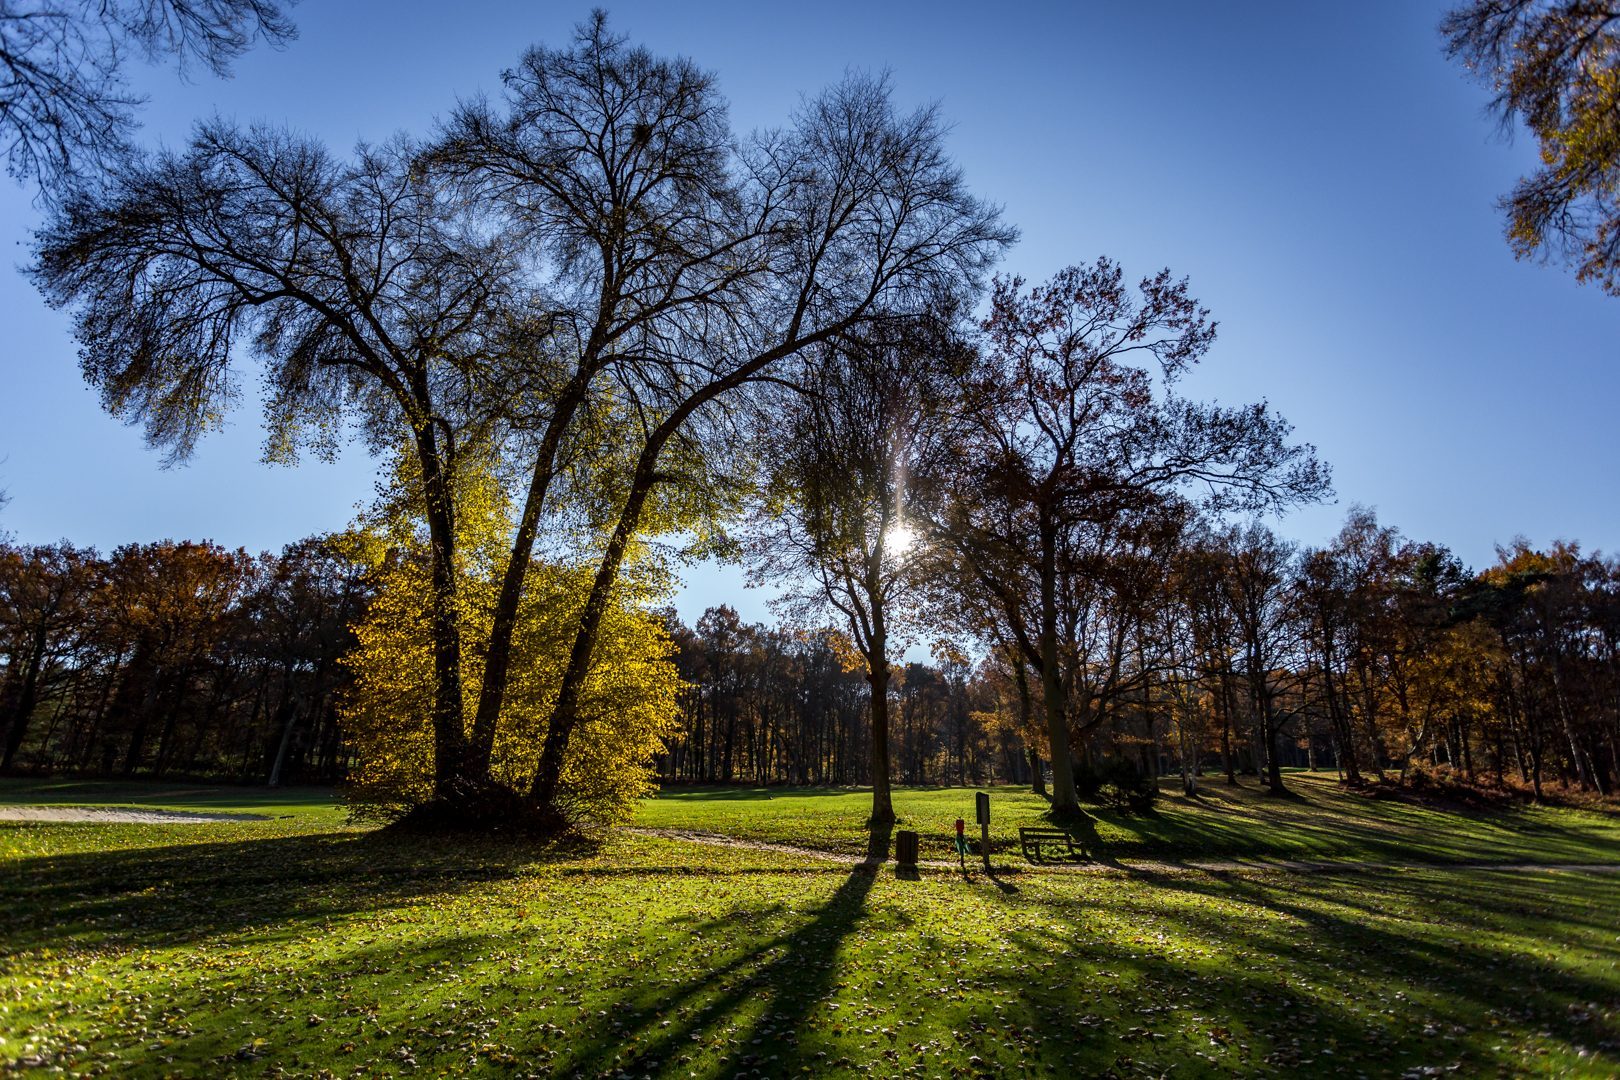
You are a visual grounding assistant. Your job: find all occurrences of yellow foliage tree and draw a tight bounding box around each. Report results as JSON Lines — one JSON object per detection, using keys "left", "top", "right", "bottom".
{"left": 339, "top": 455, "right": 682, "bottom": 826}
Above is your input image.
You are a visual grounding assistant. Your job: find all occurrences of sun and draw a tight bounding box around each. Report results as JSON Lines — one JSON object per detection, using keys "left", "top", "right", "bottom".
{"left": 885, "top": 522, "right": 916, "bottom": 556}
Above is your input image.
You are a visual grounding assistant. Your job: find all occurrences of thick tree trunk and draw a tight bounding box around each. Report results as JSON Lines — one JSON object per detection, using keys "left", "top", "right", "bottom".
{"left": 529, "top": 470, "right": 651, "bottom": 811}
{"left": 1038, "top": 521, "right": 1079, "bottom": 814}
{"left": 528, "top": 330, "right": 849, "bottom": 819}
{"left": 867, "top": 649, "right": 895, "bottom": 827}
{"left": 413, "top": 425, "right": 471, "bottom": 803}
{"left": 466, "top": 374, "right": 593, "bottom": 777}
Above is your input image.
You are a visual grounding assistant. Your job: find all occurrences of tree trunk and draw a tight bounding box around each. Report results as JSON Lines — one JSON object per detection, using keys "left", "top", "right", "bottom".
{"left": 528, "top": 330, "right": 850, "bottom": 818}
{"left": 529, "top": 467, "right": 652, "bottom": 811}
{"left": 1264, "top": 710, "right": 1286, "bottom": 794}
{"left": 1037, "top": 522, "right": 1079, "bottom": 814}
{"left": 413, "top": 424, "right": 471, "bottom": 803}
{"left": 466, "top": 372, "right": 594, "bottom": 777}
{"left": 867, "top": 649, "right": 895, "bottom": 827}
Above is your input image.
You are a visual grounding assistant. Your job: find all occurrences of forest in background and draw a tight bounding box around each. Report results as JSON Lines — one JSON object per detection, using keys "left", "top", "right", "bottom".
{"left": 4, "top": 505, "right": 1618, "bottom": 806}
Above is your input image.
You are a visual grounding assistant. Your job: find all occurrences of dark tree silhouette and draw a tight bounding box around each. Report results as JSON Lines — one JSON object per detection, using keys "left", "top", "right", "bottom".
{"left": 1, "top": 0, "right": 295, "bottom": 196}
{"left": 916, "top": 262, "right": 1328, "bottom": 814}
{"left": 521, "top": 72, "right": 1011, "bottom": 825}
{"left": 428, "top": 14, "right": 757, "bottom": 786}
{"left": 31, "top": 124, "right": 524, "bottom": 801}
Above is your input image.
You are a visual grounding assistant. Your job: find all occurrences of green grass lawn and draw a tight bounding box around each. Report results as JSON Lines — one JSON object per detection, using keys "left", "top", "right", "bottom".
{"left": 0, "top": 778, "right": 343, "bottom": 822}
{"left": 2, "top": 777, "right": 1618, "bottom": 1077}
{"left": 637, "top": 771, "right": 1620, "bottom": 865}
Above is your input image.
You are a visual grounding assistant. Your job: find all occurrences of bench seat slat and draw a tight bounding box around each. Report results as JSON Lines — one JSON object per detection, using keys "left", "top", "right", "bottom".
{"left": 1017, "top": 826, "right": 1084, "bottom": 862}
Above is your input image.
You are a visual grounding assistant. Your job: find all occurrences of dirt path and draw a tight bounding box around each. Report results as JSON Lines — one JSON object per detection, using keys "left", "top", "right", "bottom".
{"left": 624, "top": 827, "right": 962, "bottom": 869}
{"left": 0, "top": 805, "right": 271, "bottom": 824}
{"left": 624, "top": 826, "right": 1620, "bottom": 876}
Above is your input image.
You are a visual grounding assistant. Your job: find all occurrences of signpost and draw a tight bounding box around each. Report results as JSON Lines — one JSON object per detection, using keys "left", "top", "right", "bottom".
{"left": 974, "top": 792, "right": 991, "bottom": 873}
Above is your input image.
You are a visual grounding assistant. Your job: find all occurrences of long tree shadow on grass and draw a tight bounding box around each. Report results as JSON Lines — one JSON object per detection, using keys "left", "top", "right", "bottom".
{"left": 546, "top": 822, "right": 895, "bottom": 1077}
{"left": 8, "top": 816, "right": 1618, "bottom": 1077}
{"left": 994, "top": 863, "right": 1620, "bottom": 1076}
{"left": 0, "top": 823, "right": 578, "bottom": 959}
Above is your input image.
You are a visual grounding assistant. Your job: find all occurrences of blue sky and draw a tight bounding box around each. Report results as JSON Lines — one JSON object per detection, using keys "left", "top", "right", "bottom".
{"left": 0, "top": 1, "right": 1614, "bottom": 628}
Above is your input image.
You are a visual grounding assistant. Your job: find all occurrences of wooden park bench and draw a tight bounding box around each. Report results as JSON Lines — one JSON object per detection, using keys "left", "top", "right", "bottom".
{"left": 1018, "top": 826, "right": 1084, "bottom": 863}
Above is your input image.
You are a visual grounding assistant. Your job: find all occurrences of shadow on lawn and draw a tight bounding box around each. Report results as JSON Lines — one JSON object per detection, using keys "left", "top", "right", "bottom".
{"left": 6, "top": 815, "right": 1618, "bottom": 1078}
{"left": 1077, "top": 779, "right": 1619, "bottom": 865}
{"left": 552, "top": 861, "right": 1620, "bottom": 1076}
{"left": 0, "top": 824, "right": 567, "bottom": 958}
{"left": 546, "top": 821, "right": 895, "bottom": 1077}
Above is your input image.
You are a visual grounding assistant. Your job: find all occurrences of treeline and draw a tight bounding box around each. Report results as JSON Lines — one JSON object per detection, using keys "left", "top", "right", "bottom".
{"left": 937, "top": 509, "right": 1620, "bottom": 804}
{"left": 0, "top": 538, "right": 366, "bottom": 784}
{"left": 6, "top": 512, "right": 1615, "bottom": 806}
{"left": 661, "top": 606, "right": 1031, "bottom": 788}
{"left": 661, "top": 507, "right": 1620, "bottom": 806}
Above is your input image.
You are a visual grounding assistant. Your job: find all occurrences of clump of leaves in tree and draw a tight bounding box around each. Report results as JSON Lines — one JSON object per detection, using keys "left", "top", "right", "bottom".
{"left": 339, "top": 454, "right": 681, "bottom": 828}
{"left": 1444, "top": 1, "right": 1620, "bottom": 292}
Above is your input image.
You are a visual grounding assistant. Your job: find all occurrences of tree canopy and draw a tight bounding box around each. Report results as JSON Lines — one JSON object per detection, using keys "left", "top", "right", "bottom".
{"left": 1444, "top": 1, "right": 1620, "bottom": 293}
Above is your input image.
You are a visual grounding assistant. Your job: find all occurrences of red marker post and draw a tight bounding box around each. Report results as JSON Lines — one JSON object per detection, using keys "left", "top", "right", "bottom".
{"left": 954, "top": 818, "right": 967, "bottom": 872}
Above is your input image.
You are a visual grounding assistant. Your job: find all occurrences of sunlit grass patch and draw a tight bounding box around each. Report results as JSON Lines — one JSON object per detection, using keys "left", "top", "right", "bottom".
{"left": 636, "top": 772, "right": 1620, "bottom": 865}
{"left": 1, "top": 778, "right": 1617, "bottom": 1077}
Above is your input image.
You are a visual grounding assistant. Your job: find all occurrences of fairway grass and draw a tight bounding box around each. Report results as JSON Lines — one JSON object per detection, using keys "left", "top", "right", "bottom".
{"left": 1, "top": 778, "right": 1617, "bottom": 1077}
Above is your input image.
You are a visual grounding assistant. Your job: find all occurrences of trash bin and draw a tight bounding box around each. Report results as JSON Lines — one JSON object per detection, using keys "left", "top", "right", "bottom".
{"left": 895, "top": 829, "right": 919, "bottom": 867}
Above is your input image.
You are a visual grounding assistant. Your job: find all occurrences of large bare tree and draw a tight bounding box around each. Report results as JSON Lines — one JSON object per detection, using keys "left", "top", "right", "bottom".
{"left": 426, "top": 15, "right": 770, "bottom": 786}
{"left": 916, "top": 261, "right": 1328, "bottom": 814}
{"left": 521, "top": 72, "right": 1012, "bottom": 823}
{"left": 33, "top": 125, "right": 525, "bottom": 802}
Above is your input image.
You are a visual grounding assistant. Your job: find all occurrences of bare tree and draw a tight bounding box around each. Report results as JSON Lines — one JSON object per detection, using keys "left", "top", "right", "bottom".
{"left": 426, "top": 14, "right": 766, "bottom": 784}
{"left": 32, "top": 124, "right": 525, "bottom": 801}
{"left": 1, "top": 0, "right": 295, "bottom": 196}
{"left": 746, "top": 321, "right": 956, "bottom": 828}
{"left": 522, "top": 73, "right": 1011, "bottom": 824}
{"left": 916, "top": 262, "right": 1328, "bottom": 815}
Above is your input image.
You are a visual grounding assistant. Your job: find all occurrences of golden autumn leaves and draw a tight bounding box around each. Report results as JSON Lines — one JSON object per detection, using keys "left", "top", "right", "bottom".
{"left": 339, "top": 456, "right": 681, "bottom": 825}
